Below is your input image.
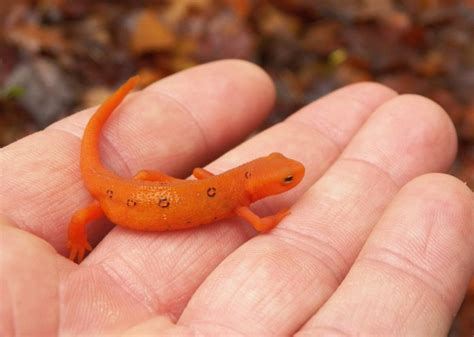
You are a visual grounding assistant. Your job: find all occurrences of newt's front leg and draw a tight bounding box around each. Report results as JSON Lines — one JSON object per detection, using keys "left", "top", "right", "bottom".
{"left": 192, "top": 167, "right": 214, "bottom": 179}
{"left": 235, "top": 206, "right": 290, "bottom": 232}
{"left": 133, "top": 170, "right": 180, "bottom": 182}
{"left": 68, "top": 201, "right": 103, "bottom": 263}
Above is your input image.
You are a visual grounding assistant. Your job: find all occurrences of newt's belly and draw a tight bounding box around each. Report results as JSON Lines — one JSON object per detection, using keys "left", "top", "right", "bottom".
{"left": 99, "top": 186, "right": 245, "bottom": 231}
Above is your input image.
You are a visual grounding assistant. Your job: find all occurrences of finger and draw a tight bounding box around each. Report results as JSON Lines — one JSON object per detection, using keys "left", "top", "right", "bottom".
{"left": 299, "top": 174, "right": 474, "bottom": 337}
{"left": 72, "top": 83, "right": 396, "bottom": 332}
{"left": 177, "top": 95, "right": 457, "bottom": 335}
{"left": 0, "top": 216, "right": 65, "bottom": 336}
{"left": 0, "top": 60, "right": 274, "bottom": 252}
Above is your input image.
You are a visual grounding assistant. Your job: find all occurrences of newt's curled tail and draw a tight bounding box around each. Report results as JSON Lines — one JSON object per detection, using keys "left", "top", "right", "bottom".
{"left": 80, "top": 76, "right": 139, "bottom": 186}
{"left": 68, "top": 76, "right": 138, "bottom": 263}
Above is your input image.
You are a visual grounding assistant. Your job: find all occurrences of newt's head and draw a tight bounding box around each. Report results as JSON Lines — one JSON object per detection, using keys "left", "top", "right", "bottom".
{"left": 245, "top": 152, "right": 305, "bottom": 202}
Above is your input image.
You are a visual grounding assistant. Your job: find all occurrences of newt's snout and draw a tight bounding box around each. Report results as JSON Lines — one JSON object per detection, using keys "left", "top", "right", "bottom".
{"left": 247, "top": 153, "right": 305, "bottom": 201}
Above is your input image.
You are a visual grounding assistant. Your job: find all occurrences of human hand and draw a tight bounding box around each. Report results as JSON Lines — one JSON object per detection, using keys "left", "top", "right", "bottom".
{"left": 1, "top": 60, "right": 472, "bottom": 336}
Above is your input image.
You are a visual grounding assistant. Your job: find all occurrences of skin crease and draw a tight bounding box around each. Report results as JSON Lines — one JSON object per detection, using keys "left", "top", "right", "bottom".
{"left": 0, "top": 60, "right": 473, "bottom": 336}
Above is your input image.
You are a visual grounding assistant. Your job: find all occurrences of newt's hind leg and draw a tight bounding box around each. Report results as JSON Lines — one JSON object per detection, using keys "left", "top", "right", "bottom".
{"left": 193, "top": 168, "right": 214, "bottom": 179}
{"left": 68, "top": 201, "right": 103, "bottom": 263}
{"left": 235, "top": 206, "right": 290, "bottom": 233}
{"left": 134, "top": 170, "right": 180, "bottom": 182}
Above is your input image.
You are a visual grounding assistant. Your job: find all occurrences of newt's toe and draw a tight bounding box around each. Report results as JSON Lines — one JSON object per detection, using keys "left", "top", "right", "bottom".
{"left": 68, "top": 239, "right": 92, "bottom": 263}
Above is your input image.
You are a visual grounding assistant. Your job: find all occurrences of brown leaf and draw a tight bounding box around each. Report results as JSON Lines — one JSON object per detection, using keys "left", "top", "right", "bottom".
{"left": 162, "top": 0, "right": 213, "bottom": 24}
{"left": 130, "top": 9, "right": 176, "bottom": 55}
{"left": 6, "top": 24, "right": 69, "bottom": 54}
{"left": 225, "top": 0, "right": 255, "bottom": 19}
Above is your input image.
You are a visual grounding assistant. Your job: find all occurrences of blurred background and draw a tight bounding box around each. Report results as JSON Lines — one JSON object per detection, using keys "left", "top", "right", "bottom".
{"left": 1, "top": 0, "right": 473, "bottom": 335}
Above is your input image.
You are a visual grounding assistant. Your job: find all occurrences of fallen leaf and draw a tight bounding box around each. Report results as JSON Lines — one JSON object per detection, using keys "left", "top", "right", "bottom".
{"left": 225, "top": 0, "right": 254, "bottom": 19}
{"left": 130, "top": 9, "right": 176, "bottom": 55}
{"left": 7, "top": 24, "right": 69, "bottom": 54}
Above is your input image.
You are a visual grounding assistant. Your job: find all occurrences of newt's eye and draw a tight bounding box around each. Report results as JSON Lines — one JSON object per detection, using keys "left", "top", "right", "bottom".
{"left": 283, "top": 175, "right": 293, "bottom": 184}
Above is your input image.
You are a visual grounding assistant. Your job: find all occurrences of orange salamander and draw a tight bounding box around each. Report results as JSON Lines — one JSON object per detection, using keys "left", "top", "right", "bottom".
{"left": 68, "top": 76, "right": 305, "bottom": 263}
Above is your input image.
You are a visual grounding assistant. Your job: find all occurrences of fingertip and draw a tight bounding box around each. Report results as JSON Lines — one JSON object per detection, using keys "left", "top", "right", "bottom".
{"left": 344, "top": 93, "right": 459, "bottom": 186}
{"left": 403, "top": 173, "right": 472, "bottom": 200}
{"left": 399, "top": 173, "right": 473, "bottom": 244}
{"left": 288, "top": 81, "right": 398, "bottom": 150}
{"left": 383, "top": 94, "right": 458, "bottom": 168}
{"left": 145, "top": 60, "right": 277, "bottom": 154}
{"left": 339, "top": 81, "right": 398, "bottom": 100}
{"left": 212, "top": 59, "right": 276, "bottom": 98}
{"left": 147, "top": 59, "right": 276, "bottom": 112}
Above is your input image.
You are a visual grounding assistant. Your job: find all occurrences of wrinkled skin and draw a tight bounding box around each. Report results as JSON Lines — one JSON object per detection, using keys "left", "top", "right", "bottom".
{"left": 1, "top": 60, "right": 473, "bottom": 337}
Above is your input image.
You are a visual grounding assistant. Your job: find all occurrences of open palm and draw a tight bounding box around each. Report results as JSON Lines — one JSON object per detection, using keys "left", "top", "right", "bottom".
{"left": 1, "top": 60, "right": 472, "bottom": 337}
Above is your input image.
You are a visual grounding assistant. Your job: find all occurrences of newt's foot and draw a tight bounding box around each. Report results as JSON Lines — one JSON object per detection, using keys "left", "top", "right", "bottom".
{"left": 259, "top": 208, "right": 291, "bottom": 233}
{"left": 68, "top": 236, "right": 92, "bottom": 263}
{"left": 68, "top": 216, "right": 92, "bottom": 263}
{"left": 236, "top": 206, "right": 291, "bottom": 233}
{"left": 67, "top": 202, "right": 103, "bottom": 263}
{"left": 274, "top": 208, "right": 291, "bottom": 223}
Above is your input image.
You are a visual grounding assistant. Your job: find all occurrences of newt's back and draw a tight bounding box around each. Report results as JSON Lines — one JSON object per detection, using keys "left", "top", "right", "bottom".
{"left": 99, "top": 172, "right": 248, "bottom": 231}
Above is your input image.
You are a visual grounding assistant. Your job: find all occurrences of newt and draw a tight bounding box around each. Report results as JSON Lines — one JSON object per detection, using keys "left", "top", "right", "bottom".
{"left": 68, "top": 76, "right": 305, "bottom": 263}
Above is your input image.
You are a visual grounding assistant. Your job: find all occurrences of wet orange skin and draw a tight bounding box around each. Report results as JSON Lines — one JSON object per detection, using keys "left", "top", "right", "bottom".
{"left": 68, "top": 76, "right": 305, "bottom": 263}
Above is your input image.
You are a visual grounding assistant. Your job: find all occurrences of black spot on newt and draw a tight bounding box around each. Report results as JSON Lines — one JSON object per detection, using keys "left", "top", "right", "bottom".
{"left": 127, "top": 199, "right": 137, "bottom": 207}
{"left": 159, "top": 197, "right": 170, "bottom": 208}
{"left": 106, "top": 189, "right": 114, "bottom": 199}
{"left": 207, "top": 187, "right": 216, "bottom": 198}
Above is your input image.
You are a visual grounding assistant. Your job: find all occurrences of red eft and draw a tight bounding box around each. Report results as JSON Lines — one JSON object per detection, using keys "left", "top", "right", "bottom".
{"left": 68, "top": 76, "right": 305, "bottom": 263}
